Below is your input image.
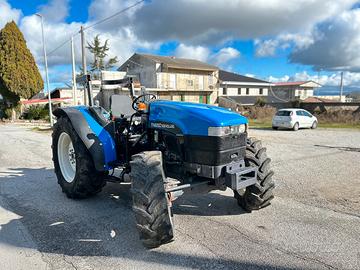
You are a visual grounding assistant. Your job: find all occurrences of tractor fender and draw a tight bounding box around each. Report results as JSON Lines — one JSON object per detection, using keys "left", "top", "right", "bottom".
{"left": 53, "top": 106, "right": 117, "bottom": 171}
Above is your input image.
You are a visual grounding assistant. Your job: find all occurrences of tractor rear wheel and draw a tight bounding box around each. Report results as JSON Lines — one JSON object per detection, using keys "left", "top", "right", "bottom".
{"left": 130, "top": 151, "right": 174, "bottom": 248}
{"left": 52, "top": 117, "right": 106, "bottom": 198}
{"left": 234, "top": 137, "right": 275, "bottom": 212}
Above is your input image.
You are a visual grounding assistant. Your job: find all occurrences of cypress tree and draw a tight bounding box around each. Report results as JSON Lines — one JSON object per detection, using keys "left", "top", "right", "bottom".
{"left": 0, "top": 21, "right": 44, "bottom": 106}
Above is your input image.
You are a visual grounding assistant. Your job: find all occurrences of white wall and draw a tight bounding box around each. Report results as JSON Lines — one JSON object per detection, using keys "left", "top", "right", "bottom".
{"left": 295, "top": 89, "right": 314, "bottom": 100}
{"left": 219, "top": 86, "right": 268, "bottom": 96}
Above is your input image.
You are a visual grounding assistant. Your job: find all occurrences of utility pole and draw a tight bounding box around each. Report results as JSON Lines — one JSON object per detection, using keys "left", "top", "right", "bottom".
{"left": 71, "top": 36, "right": 77, "bottom": 106}
{"left": 340, "top": 71, "right": 344, "bottom": 102}
{"left": 80, "top": 26, "right": 88, "bottom": 105}
{"left": 36, "top": 13, "right": 53, "bottom": 127}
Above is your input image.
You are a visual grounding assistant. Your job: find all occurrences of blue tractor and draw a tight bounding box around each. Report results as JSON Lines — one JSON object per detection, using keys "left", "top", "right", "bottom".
{"left": 52, "top": 76, "right": 275, "bottom": 248}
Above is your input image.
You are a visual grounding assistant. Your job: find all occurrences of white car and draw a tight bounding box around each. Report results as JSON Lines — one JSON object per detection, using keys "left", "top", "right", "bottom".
{"left": 272, "top": 108, "right": 318, "bottom": 131}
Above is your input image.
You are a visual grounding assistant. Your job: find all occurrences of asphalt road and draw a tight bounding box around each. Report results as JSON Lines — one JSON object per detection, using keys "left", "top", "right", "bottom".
{"left": 0, "top": 124, "right": 359, "bottom": 270}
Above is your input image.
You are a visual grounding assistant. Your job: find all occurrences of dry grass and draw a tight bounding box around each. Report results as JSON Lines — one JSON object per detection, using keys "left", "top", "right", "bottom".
{"left": 313, "top": 109, "right": 360, "bottom": 125}
{"left": 237, "top": 105, "right": 277, "bottom": 121}
{"left": 244, "top": 106, "right": 360, "bottom": 129}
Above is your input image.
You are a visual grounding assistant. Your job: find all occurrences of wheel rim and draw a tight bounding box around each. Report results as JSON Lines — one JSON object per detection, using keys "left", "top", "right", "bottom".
{"left": 58, "top": 132, "right": 76, "bottom": 183}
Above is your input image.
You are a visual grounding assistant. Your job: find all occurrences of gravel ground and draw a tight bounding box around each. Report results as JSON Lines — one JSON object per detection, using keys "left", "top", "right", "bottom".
{"left": 0, "top": 124, "right": 359, "bottom": 270}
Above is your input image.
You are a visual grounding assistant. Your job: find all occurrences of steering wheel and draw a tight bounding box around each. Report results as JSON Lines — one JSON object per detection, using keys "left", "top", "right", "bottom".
{"left": 132, "top": 94, "right": 157, "bottom": 111}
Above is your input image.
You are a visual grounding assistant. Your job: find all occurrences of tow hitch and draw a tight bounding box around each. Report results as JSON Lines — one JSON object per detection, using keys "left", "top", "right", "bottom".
{"left": 225, "top": 163, "right": 257, "bottom": 190}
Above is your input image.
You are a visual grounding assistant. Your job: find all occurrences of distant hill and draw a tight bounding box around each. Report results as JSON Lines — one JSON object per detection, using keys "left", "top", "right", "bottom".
{"left": 314, "top": 85, "right": 360, "bottom": 96}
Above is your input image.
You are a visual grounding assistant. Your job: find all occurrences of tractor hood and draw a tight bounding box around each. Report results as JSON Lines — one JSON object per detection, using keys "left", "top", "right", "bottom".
{"left": 149, "top": 100, "right": 248, "bottom": 136}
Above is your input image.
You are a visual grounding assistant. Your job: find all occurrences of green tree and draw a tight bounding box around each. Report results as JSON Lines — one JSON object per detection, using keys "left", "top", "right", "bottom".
{"left": 86, "top": 35, "right": 118, "bottom": 78}
{"left": 0, "top": 21, "right": 43, "bottom": 108}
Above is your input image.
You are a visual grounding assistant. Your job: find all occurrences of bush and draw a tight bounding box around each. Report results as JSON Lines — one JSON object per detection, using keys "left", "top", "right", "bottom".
{"left": 2, "top": 103, "right": 21, "bottom": 119}
{"left": 24, "top": 105, "right": 49, "bottom": 120}
{"left": 254, "top": 97, "right": 266, "bottom": 107}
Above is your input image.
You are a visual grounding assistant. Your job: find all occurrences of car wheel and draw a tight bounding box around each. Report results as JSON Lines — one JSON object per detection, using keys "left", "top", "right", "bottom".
{"left": 311, "top": 121, "right": 318, "bottom": 129}
{"left": 293, "top": 122, "right": 299, "bottom": 131}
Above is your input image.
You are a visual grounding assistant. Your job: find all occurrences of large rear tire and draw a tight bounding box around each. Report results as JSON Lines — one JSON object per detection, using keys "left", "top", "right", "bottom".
{"left": 234, "top": 137, "right": 275, "bottom": 212}
{"left": 52, "top": 117, "right": 106, "bottom": 198}
{"left": 130, "top": 151, "right": 174, "bottom": 248}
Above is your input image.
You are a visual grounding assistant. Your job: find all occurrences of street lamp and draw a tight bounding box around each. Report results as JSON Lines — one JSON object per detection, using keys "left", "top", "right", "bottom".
{"left": 36, "top": 13, "right": 53, "bottom": 127}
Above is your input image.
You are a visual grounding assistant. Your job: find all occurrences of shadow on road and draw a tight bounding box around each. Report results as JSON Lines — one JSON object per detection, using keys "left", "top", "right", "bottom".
{"left": 0, "top": 167, "right": 295, "bottom": 270}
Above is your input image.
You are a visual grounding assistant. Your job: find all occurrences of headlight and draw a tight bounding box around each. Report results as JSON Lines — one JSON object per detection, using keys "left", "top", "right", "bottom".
{"left": 208, "top": 124, "right": 247, "bottom": 136}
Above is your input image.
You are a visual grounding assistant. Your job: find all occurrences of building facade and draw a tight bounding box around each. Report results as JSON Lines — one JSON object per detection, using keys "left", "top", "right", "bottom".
{"left": 271, "top": 81, "right": 321, "bottom": 101}
{"left": 118, "top": 53, "right": 219, "bottom": 104}
{"left": 218, "top": 70, "right": 274, "bottom": 105}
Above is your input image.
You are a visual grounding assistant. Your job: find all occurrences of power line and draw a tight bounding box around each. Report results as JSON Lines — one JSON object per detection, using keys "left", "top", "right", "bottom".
{"left": 47, "top": 0, "right": 145, "bottom": 56}
{"left": 47, "top": 37, "right": 72, "bottom": 56}
{"left": 83, "top": 0, "right": 145, "bottom": 31}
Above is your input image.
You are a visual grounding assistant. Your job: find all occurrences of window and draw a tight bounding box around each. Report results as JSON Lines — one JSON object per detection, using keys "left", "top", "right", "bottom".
{"left": 238, "top": 88, "right": 241, "bottom": 95}
{"left": 296, "top": 111, "right": 304, "bottom": 116}
{"left": 246, "top": 88, "right": 249, "bottom": 95}
{"left": 186, "top": 79, "right": 193, "bottom": 87}
{"left": 259, "top": 88, "right": 263, "bottom": 95}
{"left": 302, "top": 111, "right": 312, "bottom": 117}
{"left": 223, "top": 87, "right": 227, "bottom": 95}
{"left": 208, "top": 75, "right": 213, "bottom": 85}
{"left": 276, "top": 110, "right": 292, "bottom": 116}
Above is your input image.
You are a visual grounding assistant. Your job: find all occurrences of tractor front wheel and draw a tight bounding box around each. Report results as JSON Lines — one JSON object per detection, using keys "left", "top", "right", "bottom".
{"left": 52, "top": 117, "right": 106, "bottom": 198}
{"left": 234, "top": 137, "right": 275, "bottom": 212}
{"left": 130, "top": 151, "right": 174, "bottom": 248}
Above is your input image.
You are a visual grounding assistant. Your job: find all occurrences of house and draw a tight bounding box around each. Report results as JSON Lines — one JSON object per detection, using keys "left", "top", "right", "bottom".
{"left": 218, "top": 70, "right": 276, "bottom": 105}
{"left": 270, "top": 81, "right": 321, "bottom": 101}
{"left": 118, "top": 53, "right": 219, "bottom": 104}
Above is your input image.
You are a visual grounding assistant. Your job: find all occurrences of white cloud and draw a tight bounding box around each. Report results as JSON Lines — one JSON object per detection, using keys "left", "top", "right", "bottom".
{"left": 88, "top": 0, "right": 143, "bottom": 31}
{"left": 175, "top": 44, "right": 210, "bottom": 62}
{"left": 17, "top": 3, "right": 159, "bottom": 71}
{"left": 255, "top": 39, "right": 279, "bottom": 57}
{"left": 267, "top": 75, "right": 291, "bottom": 83}
{"left": 210, "top": 47, "right": 240, "bottom": 66}
{"left": 0, "top": 0, "right": 22, "bottom": 28}
{"left": 38, "top": 0, "right": 70, "bottom": 23}
{"left": 290, "top": 8, "right": 360, "bottom": 72}
{"left": 268, "top": 71, "right": 360, "bottom": 87}
{"left": 175, "top": 44, "right": 240, "bottom": 66}
{"left": 2, "top": 0, "right": 360, "bottom": 86}
{"left": 133, "top": 0, "right": 356, "bottom": 44}
{"left": 255, "top": 32, "right": 316, "bottom": 57}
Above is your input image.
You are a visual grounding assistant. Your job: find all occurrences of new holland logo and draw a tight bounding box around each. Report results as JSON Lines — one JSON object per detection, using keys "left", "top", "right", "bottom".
{"left": 151, "top": 122, "right": 175, "bottom": 129}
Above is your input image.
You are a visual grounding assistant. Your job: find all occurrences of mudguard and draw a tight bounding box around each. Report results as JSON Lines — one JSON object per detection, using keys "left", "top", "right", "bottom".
{"left": 53, "top": 106, "right": 117, "bottom": 171}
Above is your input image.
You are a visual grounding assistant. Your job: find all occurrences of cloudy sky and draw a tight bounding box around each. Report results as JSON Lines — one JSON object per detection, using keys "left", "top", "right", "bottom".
{"left": 1, "top": 0, "right": 360, "bottom": 94}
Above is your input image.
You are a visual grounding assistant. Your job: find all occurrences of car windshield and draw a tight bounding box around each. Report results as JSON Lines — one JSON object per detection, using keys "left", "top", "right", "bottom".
{"left": 276, "top": 110, "right": 292, "bottom": 116}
